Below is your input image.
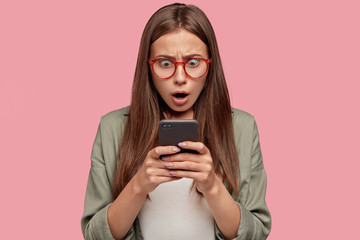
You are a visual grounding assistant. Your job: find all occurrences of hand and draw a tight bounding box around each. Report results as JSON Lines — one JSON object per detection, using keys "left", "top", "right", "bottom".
{"left": 132, "top": 146, "right": 182, "bottom": 195}
{"left": 161, "top": 141, "right": 220, "bottom": 195}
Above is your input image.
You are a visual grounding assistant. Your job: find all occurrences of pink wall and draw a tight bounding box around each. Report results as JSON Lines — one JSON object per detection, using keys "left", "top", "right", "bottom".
{"left": 1, "top": 0, "right": 359, "bottom": 239}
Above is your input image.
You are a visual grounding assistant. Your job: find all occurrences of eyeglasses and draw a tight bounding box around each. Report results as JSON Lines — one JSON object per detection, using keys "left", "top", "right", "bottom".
{"left": 148, "top": 58, "right": 212, "bottom": 79}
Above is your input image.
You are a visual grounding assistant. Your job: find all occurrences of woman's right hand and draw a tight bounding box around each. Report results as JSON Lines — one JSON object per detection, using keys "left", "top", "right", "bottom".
{"left": 132, "top": 145, "right": 182, "bottom": 195}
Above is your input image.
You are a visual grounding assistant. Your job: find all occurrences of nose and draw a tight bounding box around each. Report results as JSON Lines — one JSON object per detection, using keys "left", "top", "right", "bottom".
{"left": 173, "top": 63, "right": 187, "bottom": 85}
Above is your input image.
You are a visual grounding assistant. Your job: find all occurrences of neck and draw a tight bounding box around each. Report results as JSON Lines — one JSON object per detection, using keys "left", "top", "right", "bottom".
{"left": 164, "top": 108, "right": 194, "bottom": 119}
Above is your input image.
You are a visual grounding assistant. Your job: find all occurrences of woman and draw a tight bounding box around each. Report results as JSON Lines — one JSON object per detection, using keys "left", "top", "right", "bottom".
{"left": 81, "top": 3, "right": 271, "bottom": 240}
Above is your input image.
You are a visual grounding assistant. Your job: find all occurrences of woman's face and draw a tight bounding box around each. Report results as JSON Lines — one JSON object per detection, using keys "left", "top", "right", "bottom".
{"left": 149, "top": 28, "right": 209, "bottom": 119}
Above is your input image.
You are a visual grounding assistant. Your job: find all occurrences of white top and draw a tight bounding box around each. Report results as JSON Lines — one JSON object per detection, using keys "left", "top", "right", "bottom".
{"left": 138, "top": 178, "right": 215, "bottom": 240}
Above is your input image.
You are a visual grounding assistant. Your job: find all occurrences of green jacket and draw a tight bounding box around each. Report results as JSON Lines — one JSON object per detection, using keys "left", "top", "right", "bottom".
{"left": 81, "top": 106, "right": 271, "bottom": 239}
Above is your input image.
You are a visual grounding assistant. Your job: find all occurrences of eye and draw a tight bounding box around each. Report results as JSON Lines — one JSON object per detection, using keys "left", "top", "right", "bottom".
{"left": 158, "top": 59, "right": 173, "bottom": 68}
{"left": 187, "top": 59, "right": 200, "bottom": 68}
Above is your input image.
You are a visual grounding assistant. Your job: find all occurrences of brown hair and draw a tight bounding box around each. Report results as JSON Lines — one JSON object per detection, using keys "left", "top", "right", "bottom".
{"left": 112, "top": 3, "right": 240, "bottom": 199}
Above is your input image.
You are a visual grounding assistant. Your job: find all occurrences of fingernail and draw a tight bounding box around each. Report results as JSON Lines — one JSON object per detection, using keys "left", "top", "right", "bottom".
{"left": 173, "top": 147, "right": 180, "bottom": 152}
{"left": 164, "top": 162, "right": 173, "bottom": 167}
{"left": 169, "top": 171, "right": 176, "bottom": 175}
{"left": 178, "top": 142, "right": 186, "bottom": 147}
{"left": 162, "top": 156, "right": 170, "bottom": 161}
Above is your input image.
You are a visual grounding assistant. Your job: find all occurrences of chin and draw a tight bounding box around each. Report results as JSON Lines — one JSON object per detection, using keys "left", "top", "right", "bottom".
{"left": 170, "top": 107, "right": 188, "bottom": 113}
{"left": 168, "top": 104, "right": 192, "bottom": 113}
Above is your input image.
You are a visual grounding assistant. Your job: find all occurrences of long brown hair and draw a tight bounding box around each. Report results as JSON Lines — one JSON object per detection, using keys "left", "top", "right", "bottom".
{"left": 112, "top": 3, "right": 240, "bottom": 199}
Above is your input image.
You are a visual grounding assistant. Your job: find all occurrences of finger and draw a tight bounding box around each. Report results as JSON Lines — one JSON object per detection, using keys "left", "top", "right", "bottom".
{"left": 163, "top": 152, "right": 203, "bottom": 163}
{"left": 149, "top": 146, "right": 181, "bottom": 159}
{"left": 178, "top": 141, "right": 208, "bottom": 155}
{"left": 164, "top": 161, "right": 205, "bottom": 172}
{"left": 146, "top": 167, "right": 179, "bottom": 177}
{"left": 145, "top": 158, "right": 172, "bottom": 169}
{"left": 169, "top": 170, "right": 206, "bottom": 181}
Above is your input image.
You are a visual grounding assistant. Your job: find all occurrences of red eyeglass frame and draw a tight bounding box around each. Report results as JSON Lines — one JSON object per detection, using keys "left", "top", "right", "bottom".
{"left": 148, "top": 58, "right": 212, "bottom": 80}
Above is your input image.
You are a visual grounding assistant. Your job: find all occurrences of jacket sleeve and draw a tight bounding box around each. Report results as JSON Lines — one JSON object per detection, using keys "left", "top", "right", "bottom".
{"left": 215, "top": 118, "right": 271, "bottom": 240}
{"left": 81, "top": 118, "right": 136, "bottom": 240}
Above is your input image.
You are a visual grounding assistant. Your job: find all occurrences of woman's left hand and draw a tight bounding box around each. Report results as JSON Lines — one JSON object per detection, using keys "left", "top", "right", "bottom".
{"left": 161, "top": 141, "right": 220, "bottom": 195}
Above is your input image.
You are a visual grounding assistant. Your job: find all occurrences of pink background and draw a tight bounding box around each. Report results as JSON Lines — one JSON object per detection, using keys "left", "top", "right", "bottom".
{"left": 1, "top": 0, "right": 359, "bottom": 239}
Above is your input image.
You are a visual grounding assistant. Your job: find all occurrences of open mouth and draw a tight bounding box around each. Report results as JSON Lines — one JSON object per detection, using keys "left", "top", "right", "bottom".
{"left": 173, "top": 93, "right": 188, "bottom": 99}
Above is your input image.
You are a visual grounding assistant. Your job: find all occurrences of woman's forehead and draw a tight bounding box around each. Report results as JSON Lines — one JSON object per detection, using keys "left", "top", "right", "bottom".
{"left": 150, "top": 28, "right": 208, "bottom": 58}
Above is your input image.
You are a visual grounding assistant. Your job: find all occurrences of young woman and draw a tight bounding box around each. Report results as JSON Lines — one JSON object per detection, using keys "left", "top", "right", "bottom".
{"left": 81, "top": 3, "right": 271, "bottom": 240}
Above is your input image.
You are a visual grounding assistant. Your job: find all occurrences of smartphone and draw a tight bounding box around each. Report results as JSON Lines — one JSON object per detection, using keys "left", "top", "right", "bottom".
{"left": 158, "top": 119, "right": 199, "bottom": 154}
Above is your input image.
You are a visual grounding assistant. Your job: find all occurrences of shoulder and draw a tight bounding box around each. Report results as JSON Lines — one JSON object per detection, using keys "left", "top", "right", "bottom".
{"left": 231, "top": 107, "right": 256, "bottom": 130}
{"left": 100, "top": 106, "right": 129, "bottom": 127}
{"left": 98, "top": 106, "right": 129, "bottom": 137}
{"left": 231, "top": 107, "right": 255, "bottom": 120}
{"left": 101, "top": 106, "right": 129, "bottom": 124}
{"left": 231, "top": 107, "right": 260, "bottom": 151}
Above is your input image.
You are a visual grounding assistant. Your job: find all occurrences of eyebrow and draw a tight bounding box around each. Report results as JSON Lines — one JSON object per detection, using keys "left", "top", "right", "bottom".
{"left": 153, "top": 54, "right": 204, "bottom": 60}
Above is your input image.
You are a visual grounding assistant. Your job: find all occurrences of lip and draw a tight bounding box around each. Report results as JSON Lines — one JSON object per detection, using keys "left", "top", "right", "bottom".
{"left": 171, "top": 90, "right": 189, "bottom": 95}
{"left": 171, "top": 90, "right": 189, "bottom": 106}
